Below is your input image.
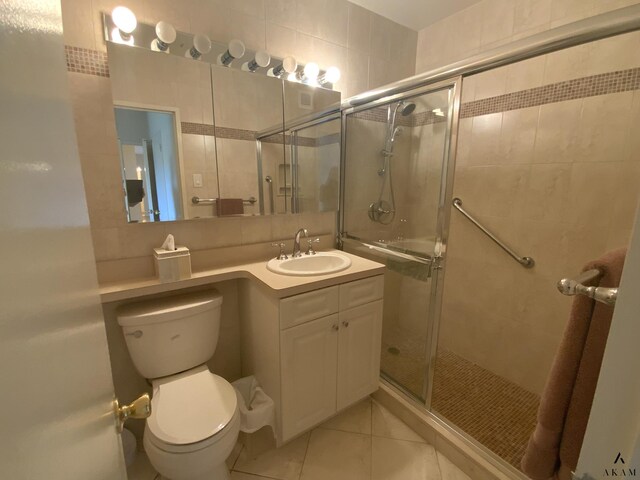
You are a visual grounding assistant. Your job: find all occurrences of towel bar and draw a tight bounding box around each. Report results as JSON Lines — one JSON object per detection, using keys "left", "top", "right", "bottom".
{"left": 557, "top": 268, "right": 618, "bottom": 306}
{"left": 192, "top": 196, "right": 257, "bottom": 205}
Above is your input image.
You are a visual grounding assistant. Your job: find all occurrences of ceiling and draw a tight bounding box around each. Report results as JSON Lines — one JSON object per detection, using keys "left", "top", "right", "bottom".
{"left": 349, "top": 0, "right": 482, "bottom": 31}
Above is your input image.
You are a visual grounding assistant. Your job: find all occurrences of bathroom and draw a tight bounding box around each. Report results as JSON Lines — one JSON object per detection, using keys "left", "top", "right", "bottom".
{"left": 2, "top": 0, "right": 640, "bottom": 479}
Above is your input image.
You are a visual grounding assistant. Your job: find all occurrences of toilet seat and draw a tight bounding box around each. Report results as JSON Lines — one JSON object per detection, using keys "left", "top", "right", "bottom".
{"left": 146, "top": 365, "right": 238, "bottom": 452}
{"left": 145, "top": 410, "right": 240, "bottom": 454}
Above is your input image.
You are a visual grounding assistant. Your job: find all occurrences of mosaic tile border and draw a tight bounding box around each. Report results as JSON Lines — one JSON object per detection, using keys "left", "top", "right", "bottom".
{"left": 181, "top": 122, "right": 337, "bottom": 147}
{"left": 461, "top": 67, "right": 640, "bottom": 118}
{"left": 65, "top": 46, "right": 109, "bottom": 77}
{"left": 351, "top": 107, "right": 446, "bottom": 127}
{"left": 65, "top": 45, "right": 640, "bottom": 120}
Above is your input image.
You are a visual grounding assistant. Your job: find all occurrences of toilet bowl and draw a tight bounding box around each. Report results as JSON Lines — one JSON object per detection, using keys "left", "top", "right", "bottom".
{"left": 117, "top": 289, "right": 239, "bottom": 480}
{"left": 143, "top": 366, "right": 239, "bottom": 480}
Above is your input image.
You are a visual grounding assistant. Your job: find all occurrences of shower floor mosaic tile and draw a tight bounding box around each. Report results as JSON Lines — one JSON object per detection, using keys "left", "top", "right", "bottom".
{"left": 381, "top": 328, "right": 540, "bottom": 471}
{"left": 432, "top": 350, "right": 540, "bottom": 469}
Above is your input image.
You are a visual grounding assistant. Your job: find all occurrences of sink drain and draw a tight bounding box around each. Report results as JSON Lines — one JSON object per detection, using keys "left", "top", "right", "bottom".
{"left": 387, "top": 346, "right": 400, "bottom": 355}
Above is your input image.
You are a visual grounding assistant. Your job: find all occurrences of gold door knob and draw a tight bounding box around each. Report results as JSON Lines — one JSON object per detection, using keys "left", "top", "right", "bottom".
{"left": 114, "top": 393, "right": 151, "bottom": 432}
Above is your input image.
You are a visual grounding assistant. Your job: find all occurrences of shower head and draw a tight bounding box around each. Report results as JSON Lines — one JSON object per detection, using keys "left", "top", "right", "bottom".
{"left": 398, "top": 101, "right": 416, "bottom": 116}
{"left": 388, "top": 101, "right": 416, "bottom": 131}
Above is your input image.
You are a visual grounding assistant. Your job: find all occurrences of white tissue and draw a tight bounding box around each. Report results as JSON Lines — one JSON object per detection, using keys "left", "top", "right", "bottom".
{"left": 160, "top": 234, "right": 176, "bottom": 251}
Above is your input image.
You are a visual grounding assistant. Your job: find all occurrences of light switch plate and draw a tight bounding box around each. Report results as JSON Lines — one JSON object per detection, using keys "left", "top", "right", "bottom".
{"left": 192, "top": 173, "right": 203, "bottom": 188}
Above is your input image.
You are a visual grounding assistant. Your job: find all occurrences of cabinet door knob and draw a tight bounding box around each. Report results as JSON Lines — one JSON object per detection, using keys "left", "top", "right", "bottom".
{"left": 332, "top": 323, "right": 339, "bottom": 331}
{"left": 342, "top": 321, "right": 349, "bottom": 327}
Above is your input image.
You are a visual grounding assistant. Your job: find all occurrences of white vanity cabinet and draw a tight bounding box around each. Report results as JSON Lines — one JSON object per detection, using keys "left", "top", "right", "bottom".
{"left": 239, "top": 274, "right": 383, "bottom": 444}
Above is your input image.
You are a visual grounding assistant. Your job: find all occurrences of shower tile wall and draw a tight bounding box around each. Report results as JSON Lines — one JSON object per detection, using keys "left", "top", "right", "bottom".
{"left": 415, "top": 1, "right": 640, "bottom": 470}
{"left": 414, "top": 0, "right": 640, "bottom": 394}
{"left": 441, "top": 32, "right": 640, "bottom": 396}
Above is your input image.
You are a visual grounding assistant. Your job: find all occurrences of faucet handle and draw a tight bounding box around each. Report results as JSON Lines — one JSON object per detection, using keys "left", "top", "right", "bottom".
{"left": 271, "top": 242, "right": 288, "bottom": 260}
{"left": 306, "top": 238, "right": 320, "bottom": 255}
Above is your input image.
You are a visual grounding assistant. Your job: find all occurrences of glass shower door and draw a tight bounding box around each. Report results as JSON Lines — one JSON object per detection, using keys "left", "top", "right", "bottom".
{"left": 340, "top": 80, "right": 459, "bottom": 402}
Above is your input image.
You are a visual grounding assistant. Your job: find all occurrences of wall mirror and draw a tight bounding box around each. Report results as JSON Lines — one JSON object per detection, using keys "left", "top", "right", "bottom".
{"left": 106, "top": 29, "right": 341, "bottom": 223}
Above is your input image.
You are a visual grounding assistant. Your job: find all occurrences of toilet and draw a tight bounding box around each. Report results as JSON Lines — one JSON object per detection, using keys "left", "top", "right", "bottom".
{"left": 117, "top": 289, "right": 239, "bottom": 480}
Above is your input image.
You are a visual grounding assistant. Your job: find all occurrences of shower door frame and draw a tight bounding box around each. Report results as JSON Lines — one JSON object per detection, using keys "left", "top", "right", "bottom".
{"left": 338, "top": 76, "right": 462, "bottom": 408}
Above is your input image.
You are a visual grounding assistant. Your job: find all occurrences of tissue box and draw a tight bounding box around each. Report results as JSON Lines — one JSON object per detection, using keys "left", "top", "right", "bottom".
{"left": 153, "top": 246, "right": 192, "bottom": 282}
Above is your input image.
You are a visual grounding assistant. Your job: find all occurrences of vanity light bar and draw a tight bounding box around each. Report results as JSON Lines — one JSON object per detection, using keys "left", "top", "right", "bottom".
{"left": 102, "top": 12, "right": 340, "bottom": 90}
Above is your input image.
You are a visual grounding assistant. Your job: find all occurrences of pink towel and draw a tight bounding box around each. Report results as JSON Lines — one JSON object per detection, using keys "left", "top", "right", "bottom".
{"left": 521, "top": 248, "right": 626, "bottom": 480}
{"left": 216, "top": 198, "right": 244, "bottom": 216}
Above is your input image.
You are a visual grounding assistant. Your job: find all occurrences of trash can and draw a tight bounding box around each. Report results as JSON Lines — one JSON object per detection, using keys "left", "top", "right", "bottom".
{"left": 122, "top": 427, "right": 137, "bottom": 467}
{"left": 231, "top": 376, "right": 276, "bottom": 435}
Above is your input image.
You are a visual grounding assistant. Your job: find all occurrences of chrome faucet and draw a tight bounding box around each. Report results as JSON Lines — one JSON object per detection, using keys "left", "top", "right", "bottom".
{"left": 292, "top": 228, "right": 308, "bottom": 258}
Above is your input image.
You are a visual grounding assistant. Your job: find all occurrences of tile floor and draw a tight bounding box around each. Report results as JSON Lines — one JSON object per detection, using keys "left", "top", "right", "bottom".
{"left": 128, "top": 397, "right": 472, "bottom": 480}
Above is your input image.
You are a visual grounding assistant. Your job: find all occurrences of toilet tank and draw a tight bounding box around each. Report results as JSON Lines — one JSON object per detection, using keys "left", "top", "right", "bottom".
{"left": 117, "top": 289, "right": 223, "bottom": 379}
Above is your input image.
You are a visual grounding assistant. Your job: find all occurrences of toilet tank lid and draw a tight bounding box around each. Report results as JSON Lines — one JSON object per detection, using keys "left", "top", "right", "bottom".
{"left": 117, "top": 289, "right": 223, "bottom": 327}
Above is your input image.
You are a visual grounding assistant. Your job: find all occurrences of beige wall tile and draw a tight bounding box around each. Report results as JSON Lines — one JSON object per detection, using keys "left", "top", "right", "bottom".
{"left": 480, "top": 0, "right": 516, "bottom": 47}
{"left": 347, "top": 3, "right": 371, "bottom": 54}
{"left": 61, "top": 0, "right": 96, "bottom": 50}
{"left": 344, "top": 49, "right": 369, "bottom": 98}
{"left": 513, "top": 0, "right": 553, "bottom": 34}
{"left": 265, "top": 0, "right": 297, "bottom": 29}
{"left": 575, "top": 92, "right": 634, "bottom": 164}
{"left": 265, "top": 22, "right": 297, "bottom": 58}
{"left": 533, "top": 98, "right": 582, "bottom": 164}
{"left": 498, "top": 106, "right": 539, "bottom": 164}
{"left": 468, "top": 113, "right": 503, "bottom": 165}
{"left": 296, "top": 0, "right": 349, "bottom": 47}
{"left": 544, "top": 43, "right": 590, "bottom": 84}
{"left": 471, "top": 66, "right": 508, "bottom": 101}
{"left": 505, "top": 55, "right": 545, "bottom": 93}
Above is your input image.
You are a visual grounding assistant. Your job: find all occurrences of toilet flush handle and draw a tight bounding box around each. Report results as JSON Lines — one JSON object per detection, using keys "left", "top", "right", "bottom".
{"left": 113, "top": 393, "right": 151, "bottom": 433}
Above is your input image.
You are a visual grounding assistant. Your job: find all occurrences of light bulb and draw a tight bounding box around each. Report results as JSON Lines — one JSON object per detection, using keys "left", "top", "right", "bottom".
{"left": 151, "top": 21, "right": 176, "bottom": 53}
{"left": 303, "top": 62, "right": 320, "bottom": 81}
{"left": 112, "top": 6, "right": 136, "bottom": 34}
{"left": 111, "top": 27, "right": 134, "bottom": 46}
{"left": 268, "top": 56, "right": 297, "bottom": 77}
{"left": 243, "top": 50, "right": 271, "bottom": 72}
{"left": 219, "top": 39, "right": 246, "bottom": 66}
{"left": 186, "top": 34, "right": 212, "bottom": 59}
{"left": 323, "top": 66, "right": 341, "bottom": 84}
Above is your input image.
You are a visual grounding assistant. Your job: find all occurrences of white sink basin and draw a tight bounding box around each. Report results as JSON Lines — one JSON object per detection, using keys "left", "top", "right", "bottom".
{"left": 267, "top": 252, "right": 352, "bottom": 276}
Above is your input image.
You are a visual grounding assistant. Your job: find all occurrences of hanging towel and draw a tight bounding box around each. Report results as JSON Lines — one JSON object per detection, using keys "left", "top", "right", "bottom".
{"left": 521, "top": 248, "right": 626, "bottom": 480}
{"left": 216, "top": 198, "right": 244, "bottom": 216}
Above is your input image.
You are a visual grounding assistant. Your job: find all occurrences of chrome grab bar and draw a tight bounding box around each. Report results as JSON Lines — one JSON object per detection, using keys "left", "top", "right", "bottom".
{"left": 452, "top": 198, "right": 535, "bottom": 268}
{"left": 557, "top": 268, "right": 618, "bottom": 306}
{"left": 192, "top": 196, "right": 257, "bottom": 205}
{"left": 265, "top": 176, "right": 275, "bottom": 214}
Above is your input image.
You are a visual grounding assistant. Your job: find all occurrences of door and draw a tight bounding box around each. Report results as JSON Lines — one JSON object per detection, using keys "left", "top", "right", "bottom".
{"left": 0, "top": 2, "right": 126, "bottom": 478}
{"left": 281, "top": 315, "right": 339, "bottom": 441}
{"left": 340, "top": 79, "right": 459, "bottom": 402}
{"left": 337, "top": 301, "right": 384, "bottom": 410}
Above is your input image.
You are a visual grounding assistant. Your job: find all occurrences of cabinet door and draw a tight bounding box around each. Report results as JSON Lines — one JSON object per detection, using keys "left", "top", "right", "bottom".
{"left": 281, "top": 314, "right": 339, "bottom": 441}
{"left": 337, "top": 301, "right": 383, "bottom": 411}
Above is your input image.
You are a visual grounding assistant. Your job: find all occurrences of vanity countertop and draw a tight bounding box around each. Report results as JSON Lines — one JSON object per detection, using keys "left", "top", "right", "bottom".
{"left": 99, "top": 250, "right": 385, "bottom": 303}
